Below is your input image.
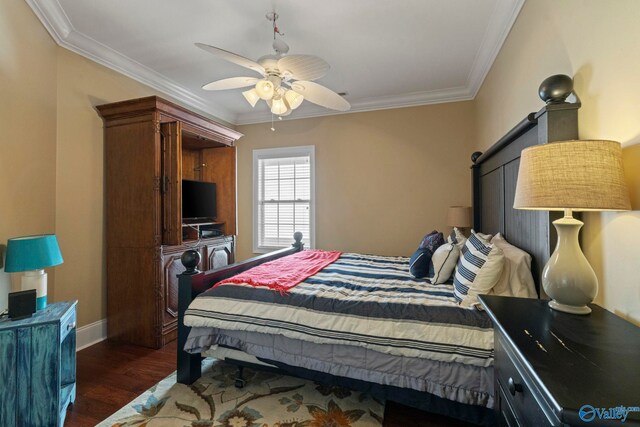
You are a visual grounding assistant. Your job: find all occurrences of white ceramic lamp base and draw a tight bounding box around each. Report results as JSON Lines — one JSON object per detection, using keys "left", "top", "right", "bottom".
{"left": 542, "top": 214, "right": 598, "bottom": 315}
{"left": 21, "top": 269, "right": 48, "bottom": 310}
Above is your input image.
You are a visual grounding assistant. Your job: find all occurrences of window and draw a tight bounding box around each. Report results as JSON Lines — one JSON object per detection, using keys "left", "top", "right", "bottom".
{"left": 253, "top": 146, "right": 315, "bottom": 252}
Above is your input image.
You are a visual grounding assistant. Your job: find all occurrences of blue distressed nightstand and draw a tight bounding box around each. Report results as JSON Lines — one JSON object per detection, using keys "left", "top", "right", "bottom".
{"left": 0, "top": 301, "right": 77, "bottom": 426}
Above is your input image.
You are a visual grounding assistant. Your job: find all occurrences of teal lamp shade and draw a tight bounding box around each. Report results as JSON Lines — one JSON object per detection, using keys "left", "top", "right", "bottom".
{"left": 5, "top": 235, "right": 63, "bottom": 310}
{"left": 5, "top": 235, "right": 64, "bottom": 272}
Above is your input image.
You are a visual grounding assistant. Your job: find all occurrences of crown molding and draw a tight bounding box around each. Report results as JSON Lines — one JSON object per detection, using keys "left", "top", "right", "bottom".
{"left": 465, "top": 0, "right": 525, "bottom": 99}
{"left": 24, "top": 0, "right": 235, "bottom": 124}
{"left": 26, "top": 0, "right": 524, "bottom": 126}
{"left": 25, "top": 0, "right": 72, "bottom": 40}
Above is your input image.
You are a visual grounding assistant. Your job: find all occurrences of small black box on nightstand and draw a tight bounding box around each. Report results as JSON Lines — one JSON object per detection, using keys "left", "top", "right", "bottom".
{"left": 8, "top": 289, "right": 36, "bottom": 320}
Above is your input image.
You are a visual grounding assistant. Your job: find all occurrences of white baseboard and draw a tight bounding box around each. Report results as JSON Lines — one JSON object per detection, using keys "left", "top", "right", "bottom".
{"left": 76, "top": 318, "right": 107, "bottom": 351}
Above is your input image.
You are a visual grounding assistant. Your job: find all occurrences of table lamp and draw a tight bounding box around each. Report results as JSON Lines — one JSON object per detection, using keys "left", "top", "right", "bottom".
{"left": 447, "top": 206, "right": 472, "bottom": 233}
{"left": 514, "top": 140, "right": 630, "bottom": 314}
{"left": 5, "top": 234, "right": 64, "bottom": 310}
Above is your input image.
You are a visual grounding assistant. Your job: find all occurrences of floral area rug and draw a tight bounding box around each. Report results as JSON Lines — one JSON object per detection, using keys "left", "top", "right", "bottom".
{"left": 98, "top": 359, "right": 385, "bottom": 427}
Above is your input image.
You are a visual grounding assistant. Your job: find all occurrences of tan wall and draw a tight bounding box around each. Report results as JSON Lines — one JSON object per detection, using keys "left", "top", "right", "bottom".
{"left": 475, "top": 0, "right": 640, "bottom": 325}
{"left": 236, "top": 103, "right": 475, "bottom": 261}
{"left": 0, "top": 0, "right": 58, "bottom": 308}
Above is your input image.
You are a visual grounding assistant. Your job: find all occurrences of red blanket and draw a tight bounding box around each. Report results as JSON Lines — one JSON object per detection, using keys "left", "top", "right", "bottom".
{"left": 214, "top": 250, "right": 342, "bottom": 292}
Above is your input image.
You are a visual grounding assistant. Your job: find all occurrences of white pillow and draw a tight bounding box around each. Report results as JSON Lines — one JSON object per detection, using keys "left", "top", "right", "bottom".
{"left": 453, "top": 232, "right": 505, "bottom": 307}
{"left": 447, "top": 227, "right": 467, "bottom": 251}
{"left": 427, "top": 243, "right": 460, "bottom": 284}
{"left": 490, "top": 233, "right": 537, "bottom": 298}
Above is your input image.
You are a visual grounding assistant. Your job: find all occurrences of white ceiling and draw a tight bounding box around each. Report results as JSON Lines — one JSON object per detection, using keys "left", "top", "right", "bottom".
{"left": 26, "top": 0, "right": 524, "bottom": 125}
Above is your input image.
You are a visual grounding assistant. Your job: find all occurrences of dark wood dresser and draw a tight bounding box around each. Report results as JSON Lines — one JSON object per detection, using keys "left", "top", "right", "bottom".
{"left": 479, "top": 295, "right": 640, "bottom": 427}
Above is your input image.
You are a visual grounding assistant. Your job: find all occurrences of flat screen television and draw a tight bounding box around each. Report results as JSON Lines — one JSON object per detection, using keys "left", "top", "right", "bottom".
{"left": 182, "top": 180, "right": 217, "bottom": 221}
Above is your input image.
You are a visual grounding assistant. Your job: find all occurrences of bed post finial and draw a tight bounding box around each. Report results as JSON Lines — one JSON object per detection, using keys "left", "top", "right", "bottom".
{"left": 539, "top": 74, "right": 573, "bottom": 104}
{"left": 471, "top": 151, "right": 483, "bottom": 164}
{"left": 292, "top": 232, "right": 304, "bottom": 251}
{"left": 181, "top": 249, "right": 201, "bottom": 275}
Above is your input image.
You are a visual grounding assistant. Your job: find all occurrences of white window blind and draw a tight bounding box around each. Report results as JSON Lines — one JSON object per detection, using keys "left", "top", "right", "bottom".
{"left": 253, "top": 146, "right": 314, "bottom": 252}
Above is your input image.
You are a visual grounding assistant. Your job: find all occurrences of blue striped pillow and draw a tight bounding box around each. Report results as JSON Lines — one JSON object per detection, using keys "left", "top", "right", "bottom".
{"left": 453, "top": 231, "right": 504, "bottom": 305}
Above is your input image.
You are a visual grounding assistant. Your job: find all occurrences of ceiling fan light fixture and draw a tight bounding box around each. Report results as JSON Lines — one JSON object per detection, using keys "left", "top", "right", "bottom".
{"left": 242, "top": 88, "right": 260, "bottom": 107}
{"left": 285, "top": 90, "right": 304, "bottom": 110}
{"left": 255, "top": 79, "right": 275, "bottom": 100}
{"left": 196, "top": 11, "right": 351, "bottom": 121}
{"left": 271, "top": 96, "right": 288, "bottom": 115}
{"left": 280, "top": 106, "right": 292, "bottom": 116}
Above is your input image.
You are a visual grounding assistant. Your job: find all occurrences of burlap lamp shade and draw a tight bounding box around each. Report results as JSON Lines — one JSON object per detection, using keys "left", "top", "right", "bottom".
{"left": 446, "top": 206, "right": 472, "bottom": 228}
{"left": 514, "top": 140, "right": 630, "bottom": 211}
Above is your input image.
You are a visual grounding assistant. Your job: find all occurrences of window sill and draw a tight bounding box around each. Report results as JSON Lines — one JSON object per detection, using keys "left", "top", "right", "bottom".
{"left": 253, "top": 246, "right": 286, "bottom": 254}
{"left": 253, "top": 242, "right": 312, "bottom": 254}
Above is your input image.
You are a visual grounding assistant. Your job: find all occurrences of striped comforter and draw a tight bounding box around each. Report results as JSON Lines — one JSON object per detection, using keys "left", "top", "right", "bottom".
{"left": 184, "top": 253, "right": 494, "bottom": 367}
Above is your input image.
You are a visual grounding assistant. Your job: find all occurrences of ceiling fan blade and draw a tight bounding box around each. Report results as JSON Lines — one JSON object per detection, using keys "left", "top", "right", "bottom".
{"left": 290, "top": 80, "right": 350, "bottom": 111}
{"left": 277, "top": 55, "right": 330, "bottom": 81}
{"left": 202, "top": 77, "right": 259, "bottom": 91}
{"left": 195, "top": 43, "right": 265, "bottom": 75}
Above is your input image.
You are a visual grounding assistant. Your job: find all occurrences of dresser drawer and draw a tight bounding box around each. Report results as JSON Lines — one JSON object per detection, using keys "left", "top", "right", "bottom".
{"left": 60, "top": 308, "right": 77, "bottom": 343}
{"left": 496, "top": 381, "right": 520, "bottom": 427}
{"left": 495, "top": 334, "right": 558, "bottom": 427}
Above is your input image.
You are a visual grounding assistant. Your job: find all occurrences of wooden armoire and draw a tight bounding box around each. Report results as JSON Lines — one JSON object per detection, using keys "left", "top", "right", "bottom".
{"left": 97, "top": 96, "right": 243, "bottom": 348}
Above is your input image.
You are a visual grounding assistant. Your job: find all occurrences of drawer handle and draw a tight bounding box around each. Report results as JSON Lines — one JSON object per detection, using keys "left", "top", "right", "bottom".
{"left": 67, "top": 322, "right": 76, "bottom": 331}
{"left": 508, "top": 377, "right": 523, "bottom": 396}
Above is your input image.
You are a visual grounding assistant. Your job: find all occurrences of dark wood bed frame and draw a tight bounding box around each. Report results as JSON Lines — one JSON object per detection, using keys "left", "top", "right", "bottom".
{"left": 176, "top": 77, "right": 580, "bottom": 425}
{"left": 472, "top": 98, "right": 579, "bottom": 294}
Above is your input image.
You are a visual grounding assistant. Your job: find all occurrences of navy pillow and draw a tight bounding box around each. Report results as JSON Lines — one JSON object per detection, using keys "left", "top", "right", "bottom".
{"left": 419, "top": 230, "right": 445, "bottom": 252}
{"left": 419, "top": 230, "right": 437, "bottom": 247}
{"left": 409, "top": 248, "right": 433, "bottom": 278}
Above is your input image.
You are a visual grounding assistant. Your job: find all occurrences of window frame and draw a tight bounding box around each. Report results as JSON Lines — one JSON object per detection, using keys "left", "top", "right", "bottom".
{"left": 252, "top": 145, "right": 316, "bottom": 253}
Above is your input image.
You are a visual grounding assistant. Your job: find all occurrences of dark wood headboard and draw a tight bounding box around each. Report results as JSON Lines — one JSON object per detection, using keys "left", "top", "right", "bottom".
{"left": 471, "top": 102, "right": 580, "bottom": 294}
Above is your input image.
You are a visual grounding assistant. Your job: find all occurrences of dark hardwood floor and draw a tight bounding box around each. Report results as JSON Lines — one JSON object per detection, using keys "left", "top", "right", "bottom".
{"left": 66, "top": 340, "right": 177, "bottom": 426}
{"left": 66, "top": 340, "right": 473, "bottom": 427}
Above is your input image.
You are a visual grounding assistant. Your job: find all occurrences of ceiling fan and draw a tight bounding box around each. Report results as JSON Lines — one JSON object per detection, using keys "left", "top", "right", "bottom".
{"left": 196, "top": 11, "right": 350, "bottom": 117}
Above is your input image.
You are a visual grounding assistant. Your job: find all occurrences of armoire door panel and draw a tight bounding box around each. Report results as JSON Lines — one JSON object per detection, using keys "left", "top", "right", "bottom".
{"left": 161, "top": 122, "right": 183, "bottom": 246}
{"left": 206, "top": 241, "right": 234, "bottom": 270}
{"left": 201, "top": 147, "right": 237, "bottom": 235}
{"left": 161, "top": 247, "right": 204, "bottom": 326}
{"left": 162, "top": 253, "right": 182, "bottom": 320}
{"left": 105, "top": 121, "right": 161, "bottom": 248}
